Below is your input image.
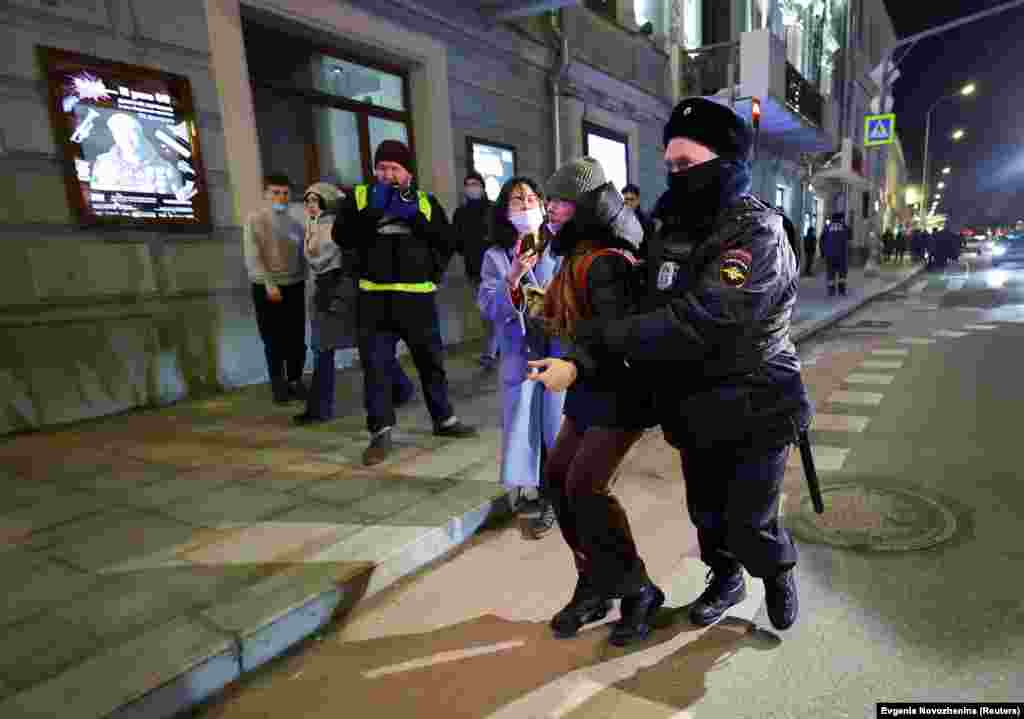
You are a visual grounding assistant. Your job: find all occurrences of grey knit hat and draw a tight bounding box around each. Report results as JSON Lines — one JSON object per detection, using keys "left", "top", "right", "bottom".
{"left": 544, "top": 157, "right": 607, "bottom": 203}
{"left": 304, "top": 182, "right": 341, "bottom": 212}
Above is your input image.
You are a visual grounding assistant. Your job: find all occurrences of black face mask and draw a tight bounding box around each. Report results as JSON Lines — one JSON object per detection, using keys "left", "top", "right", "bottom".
{"left": 666, "top": 157, "right": 725, "bottom": 198}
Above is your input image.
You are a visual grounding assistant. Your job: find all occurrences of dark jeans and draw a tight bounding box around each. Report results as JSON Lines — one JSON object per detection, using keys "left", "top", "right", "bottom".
{"left": 680, "top": 444, "right": 796, "bottom": 579}
{"left": 543, "top": 417, "right": 647, "bottom": 598}
{"left": 357, "top": 291, "right": 454, "bottom": 434}
{"left": 305, "top": 349, "right": 414, "bottom": 421}
{"left": 803, "top": 246, "right": 816, "bottom": 275}
{"left": 251, "top": 281, "right": 306, "bottom": 383}
{"left": 825, "top": 255, "right": 848, "bottom": 286}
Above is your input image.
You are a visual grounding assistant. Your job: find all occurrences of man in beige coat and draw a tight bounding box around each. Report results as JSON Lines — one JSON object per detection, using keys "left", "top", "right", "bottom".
{"left": 243, "top": 173, "right": 308, "bottom": 403}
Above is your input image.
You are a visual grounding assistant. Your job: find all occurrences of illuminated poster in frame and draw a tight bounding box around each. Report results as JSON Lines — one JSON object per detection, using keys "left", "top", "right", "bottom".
{"left": 467, "top": 137, "right": 517, "bottom": 202}
{"left": 40, "top": 46, "right": 212, "bottom": 229}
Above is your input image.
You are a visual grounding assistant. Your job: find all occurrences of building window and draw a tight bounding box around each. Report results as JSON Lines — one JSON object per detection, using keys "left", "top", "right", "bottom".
{"left": 585, "top": 0, "right": 618, "bottom": 22}
{"left": 583, "top": 122, "right": 629, "bottom": 193}
{"left": 776, "top": 185, "right": 787, "bottom": 209}
{"left": 467, "top": 138, "right": 517, "bottom": 202}
{"left": 244, "top": 19, "right": 414, "bottom": 192}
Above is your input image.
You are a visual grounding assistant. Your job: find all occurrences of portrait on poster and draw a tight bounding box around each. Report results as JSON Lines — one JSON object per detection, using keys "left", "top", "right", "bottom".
{"left": 41, "top": 47, "right": 212, "bottom": 228}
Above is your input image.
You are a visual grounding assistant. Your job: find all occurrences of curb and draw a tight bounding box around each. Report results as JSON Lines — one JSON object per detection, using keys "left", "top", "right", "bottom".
{"left": 791, "top": 267, "right": 925, "bottom": 347}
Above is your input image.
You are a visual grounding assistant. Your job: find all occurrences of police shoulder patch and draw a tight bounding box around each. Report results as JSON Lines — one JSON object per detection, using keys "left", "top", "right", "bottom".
{"left": 719, "top": 248, "right": 752, "bottom": 287}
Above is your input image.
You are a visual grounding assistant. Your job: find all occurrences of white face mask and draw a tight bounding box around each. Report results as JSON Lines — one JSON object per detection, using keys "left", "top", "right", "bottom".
{"left": 465, "top": 187, "right": 484, "bottom": 201}
{"left": 508, "top": 207, "right": 544, "bottom": 235}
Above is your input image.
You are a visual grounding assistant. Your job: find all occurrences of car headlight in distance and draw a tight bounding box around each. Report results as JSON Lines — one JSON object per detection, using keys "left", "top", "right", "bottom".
{"left": 993, "top": 245, "right": 1007, "bottom": 256}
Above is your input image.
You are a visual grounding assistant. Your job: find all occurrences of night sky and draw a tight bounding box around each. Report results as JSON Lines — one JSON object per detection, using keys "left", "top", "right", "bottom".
{"left": 885, "top": 0, "right": 1024, "bottom": 228}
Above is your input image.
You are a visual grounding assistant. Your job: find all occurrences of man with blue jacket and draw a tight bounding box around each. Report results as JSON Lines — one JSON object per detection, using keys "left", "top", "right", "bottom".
{"left": 820, "top": 212, "right": 851, "bottom": 297}
{"left": 542, "top": 98, "right": 813, "bottom": 632}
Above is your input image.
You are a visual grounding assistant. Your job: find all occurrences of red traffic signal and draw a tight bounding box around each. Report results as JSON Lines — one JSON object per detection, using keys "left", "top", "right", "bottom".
{"left": 751, "top": 98, "right": 761, "bottom": 129}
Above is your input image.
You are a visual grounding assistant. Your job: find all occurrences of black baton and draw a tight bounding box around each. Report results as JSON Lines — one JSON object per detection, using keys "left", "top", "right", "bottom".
{"left": 791, "top": 419, "right": 824, "bottom": 514}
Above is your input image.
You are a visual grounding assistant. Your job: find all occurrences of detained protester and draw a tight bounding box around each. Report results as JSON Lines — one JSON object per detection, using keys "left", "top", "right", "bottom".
{"left": 453, "top": 171, "right": 499, "bottom": 369}
{"left": 334, "top": 140, "right": 477, "bottom": 465}
{"left": 477, "top": 177, "right": 564, "bottom": 539}
{"left": 243, "top": 173, "right": 308, "bottom": 404}
{"left": 542, "top": 99, "right": 813, "bottom": 632}
{"left": 527, "top": 157, "right": 664, "bottom": 647}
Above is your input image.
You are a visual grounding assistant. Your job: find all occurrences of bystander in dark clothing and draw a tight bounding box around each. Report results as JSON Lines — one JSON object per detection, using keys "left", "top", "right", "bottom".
{"left": 453, "top": 171, "right": 498, "bottom": 367}
{"left": 820, "top": 212, "right": 850, "bottom": 296}
{"left": 803, "top": 226, "right": 817, "bottom": 276}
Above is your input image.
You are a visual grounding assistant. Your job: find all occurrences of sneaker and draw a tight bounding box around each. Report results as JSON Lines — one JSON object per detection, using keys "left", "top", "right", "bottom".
{"left": 520, "top": 499, "right": 556, "bottom": 540}
{"left": 550, "top": 577, "right": 613, "bottom": 639}
{"left": 688, "top": 569, "right": 747, "bottom": 626}
{"left": 609, "top": 581, "right": 666, "bottom": 646}
{"left": 764, "top": 568, "right": 799, "bottom": 630}
{"left": 434, "top": 419, "right": 478, "bottom": 438}
{"left": 362, "top": 429, "right": 394, "bottom": 466}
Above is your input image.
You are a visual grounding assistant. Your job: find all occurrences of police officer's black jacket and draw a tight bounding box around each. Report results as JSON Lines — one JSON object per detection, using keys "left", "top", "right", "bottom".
{"left": 333, "top": 182, "right": 452, "bottom": 287}
{"left": 573, "top": 164, "right": 813, "bottom": 451}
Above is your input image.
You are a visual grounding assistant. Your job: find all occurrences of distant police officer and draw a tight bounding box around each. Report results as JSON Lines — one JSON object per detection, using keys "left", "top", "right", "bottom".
{"left": 820, "top": 212, "right": 851, "bottom": 296}
{"left": 571, "top": 98, "right": 813, "bottom": 631}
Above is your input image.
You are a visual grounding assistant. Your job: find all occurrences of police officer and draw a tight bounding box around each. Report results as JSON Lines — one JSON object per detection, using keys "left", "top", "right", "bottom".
{"left": 564, "top": 98, "right": 813, "bottom": 631}
{"left": 334, "top": 140, "right": 477, "bottom": 465}
{"left": 820, "top": 212, "right": 851, "bottom": 296}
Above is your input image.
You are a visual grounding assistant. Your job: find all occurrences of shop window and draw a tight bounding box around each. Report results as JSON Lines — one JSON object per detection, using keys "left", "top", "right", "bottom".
{"left": 583, "top": 123, "right": 629, "bottom": 193}
{"left": 244, "top": 19, "right": 414, "bottom": 190}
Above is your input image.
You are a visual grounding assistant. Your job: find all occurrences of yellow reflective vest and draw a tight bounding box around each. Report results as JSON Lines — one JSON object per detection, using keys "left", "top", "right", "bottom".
{"left": 353, "top": 184, "right": 436, "bottom": 293}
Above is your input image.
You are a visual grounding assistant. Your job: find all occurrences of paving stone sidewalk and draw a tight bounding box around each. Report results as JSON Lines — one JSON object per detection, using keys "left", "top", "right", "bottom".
{"left": 0, "top": 259, "right": 921, "bottom": 719}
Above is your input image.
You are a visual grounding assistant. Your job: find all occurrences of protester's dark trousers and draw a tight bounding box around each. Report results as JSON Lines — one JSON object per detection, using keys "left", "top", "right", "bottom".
{"left": 680, "top": 444, "right": 796, "bottom": 579}
{"left": 356, "top": 291, "right": 454, "bottom": 434}
{"left": 305, "top": 349, "right": 337, "bottom": 419}
{"left": 252, "top": 281, "right": 307, "bottom": 384}
{"left": 544, "top": 418, "right": 649, "bottom": 598}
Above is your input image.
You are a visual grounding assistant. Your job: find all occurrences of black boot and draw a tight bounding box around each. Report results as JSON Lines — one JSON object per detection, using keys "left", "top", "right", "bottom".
{"left": 609, "top": 580, "right": 666, "bottom": 646}
{"left": 689, "top": 568, "right": 747, "bottom": 626}
{"left": 271, "top": 376, "right": 290, "bottom": 404}
{"left": 550, "top": 577, "right": 613, "bottom": 639}
{"left": 838, "top": 282, "right": 847, "bottom": 296}
{"left": 287, "top": 379, "right": 308, "bottom": 401}
{"left": 764, "top": 568, "right": 799, "bottom": 630}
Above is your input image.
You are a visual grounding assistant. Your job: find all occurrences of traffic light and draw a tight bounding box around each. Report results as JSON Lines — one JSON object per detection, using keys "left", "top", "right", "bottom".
{"left": 752, "top": 97, "right": 761, "bottom": 131}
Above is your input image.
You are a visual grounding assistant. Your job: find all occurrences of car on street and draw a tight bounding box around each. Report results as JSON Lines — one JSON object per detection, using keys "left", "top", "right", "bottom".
{"left": 990, "top": 233, "right": 1024, "bottom": 266}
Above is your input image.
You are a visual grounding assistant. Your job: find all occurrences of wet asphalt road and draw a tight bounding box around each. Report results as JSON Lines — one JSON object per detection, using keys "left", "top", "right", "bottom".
{"left": 193, "top": 255, "right": 1024, "bottom": 719}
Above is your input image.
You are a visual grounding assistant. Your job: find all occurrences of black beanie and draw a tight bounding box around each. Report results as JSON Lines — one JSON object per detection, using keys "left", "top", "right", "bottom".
{"left": 663, "top": 98, "right": 753, "bottom": 162}
{"left": 465, "top": 170, "right": 485, "bottom": 185}
{"left": 374, "top": 140, "right": 413, "bottom": 172}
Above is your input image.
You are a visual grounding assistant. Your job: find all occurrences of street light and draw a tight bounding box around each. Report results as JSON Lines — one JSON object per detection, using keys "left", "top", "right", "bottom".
{"left": 952, "top": 128, "right": 966, "bottom": 140}
{"left": 921, "top": 82, "right": 976, "bottom": 227}
{"left": 943, "top": 167, "right": 952, "bottom": 174}
{"left": 938, "top": 182, "right": 946, "bottom": 189}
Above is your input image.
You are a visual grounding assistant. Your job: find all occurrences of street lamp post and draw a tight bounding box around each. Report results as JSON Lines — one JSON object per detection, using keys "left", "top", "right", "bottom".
{"left": 920, "top": 83, "right": 975, "bottom": 228}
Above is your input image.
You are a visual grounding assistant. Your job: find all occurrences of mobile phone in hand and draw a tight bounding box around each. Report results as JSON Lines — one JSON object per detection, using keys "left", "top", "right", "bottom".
{"left": 519, "top": 233, "right": 537, "bottom": 257}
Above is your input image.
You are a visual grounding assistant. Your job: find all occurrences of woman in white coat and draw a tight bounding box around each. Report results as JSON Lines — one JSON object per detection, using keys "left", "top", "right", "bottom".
{"left": 478, "top": 176, "right": 565, "bottom": 539}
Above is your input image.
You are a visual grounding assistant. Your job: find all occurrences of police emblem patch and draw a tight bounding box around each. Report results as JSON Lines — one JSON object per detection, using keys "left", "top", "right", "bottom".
{"left": 720, "top": 249, "right": 752, "bottom": 287}
{"left": 657, "top": 260, "right": 679, "bottom": 290}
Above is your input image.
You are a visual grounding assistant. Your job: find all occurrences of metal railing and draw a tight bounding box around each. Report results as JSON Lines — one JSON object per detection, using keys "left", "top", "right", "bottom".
{"left": 785, "top": 61, "right": 824, "bottom": 128}
{"left": 678, "top": 41, "right": 741, "bottom": 102}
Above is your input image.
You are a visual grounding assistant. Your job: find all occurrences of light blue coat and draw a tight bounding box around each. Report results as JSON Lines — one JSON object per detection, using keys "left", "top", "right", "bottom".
{"left": 478, "top": 243, "right": 565, "bottom": 489}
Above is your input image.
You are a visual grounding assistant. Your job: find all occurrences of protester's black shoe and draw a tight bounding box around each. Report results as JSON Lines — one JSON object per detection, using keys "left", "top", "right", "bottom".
{"left": 838, "top": 283, "right": 848, "bottom": 297}
{"left": 363, "top": 429, "right": 394, "bottom": 466}
{"left": 434, "top": 419, "right": 478, "bottom": 438}
{"left": 609, "top": 581, "right": 665, "bottom": 646}
{"left": 764, "top": 568, "right": 799, "bottom": 630}
{"left": 271, "top": 378, "right": 290, "bottom": 405}
{"left": 689, "top": 569, "right": 747, "bottom": 626}
{"left": 293, "top": 412, "right": 328, "bottom": 426}
{"left": 287, "top": 380, "right": 308, "bottom": 401}
{"left": 550, "top": 577, "right": 613, "bottom": 639}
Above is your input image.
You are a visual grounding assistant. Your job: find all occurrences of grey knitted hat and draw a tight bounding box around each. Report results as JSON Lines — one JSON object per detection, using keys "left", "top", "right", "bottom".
{"left": 304, "top": 182, "right": 342, "bottom": 212}
{"left": 544, "top": 157, "right": 607, "bottom": 203}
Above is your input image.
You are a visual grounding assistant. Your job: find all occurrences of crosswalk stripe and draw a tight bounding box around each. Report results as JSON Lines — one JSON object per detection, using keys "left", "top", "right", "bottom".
{"left": 898, "top": 337, "right": 937, "bottom": 345}
{"left": 828, "top": 390, "right": 884, "bottom": 406}
{"left": 845, "top": 373, "right": 895, "bottom": 385}
{"left": 787, "top": 445, "right": 849, "bottom": 471}
{"left": 963, "top": 324, "right": 997, "bottom": 330}
{"left": 872, "top": 348, "right": 911, "bottom": 356}
{"left": 861, "top": 360, "right": 904, "bottom": 370}
{"left": 933, "top": 330, "right": 968, "bottom": 338}
{"left": 813, "top": 414, "right": 870, "bottom": 432}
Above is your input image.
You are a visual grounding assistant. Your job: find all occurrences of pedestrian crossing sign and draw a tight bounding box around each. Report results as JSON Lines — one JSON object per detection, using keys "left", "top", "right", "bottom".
{"left": 864, "top": 113, "right": 896, "bottom": 147}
